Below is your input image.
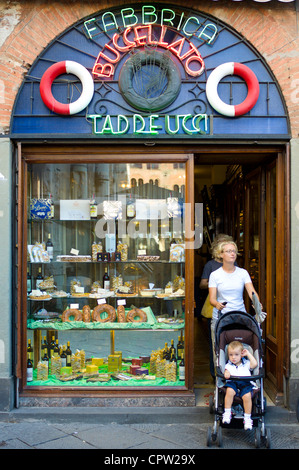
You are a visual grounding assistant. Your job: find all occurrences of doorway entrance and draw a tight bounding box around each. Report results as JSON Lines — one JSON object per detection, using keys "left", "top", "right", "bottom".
{"left": 193, "top": 148, "right": 289, "bottom": 404}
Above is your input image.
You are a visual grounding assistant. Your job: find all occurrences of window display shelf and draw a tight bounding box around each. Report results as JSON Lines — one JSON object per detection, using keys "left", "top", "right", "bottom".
{"left": 24, "top": 160, "right": 188, "bottom": 390}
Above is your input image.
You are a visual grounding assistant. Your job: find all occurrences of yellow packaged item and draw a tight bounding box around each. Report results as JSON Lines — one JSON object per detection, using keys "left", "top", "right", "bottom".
{"left": 86, "top": 364, "right": 98, "bottom": 374}
{"left": 60, "top": 366, "right": 72, "bottom": 375}
{"left": 92, "top": 358, "right": 104, "bottom": 366}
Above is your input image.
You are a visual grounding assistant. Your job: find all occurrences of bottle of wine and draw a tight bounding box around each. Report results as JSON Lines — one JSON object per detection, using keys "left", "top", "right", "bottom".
{"left": 42, "top": 344, "right": 49, "bottom": 370}
{"left": 179, "top": 353, "right": 185, "bottom": 381}
{"left": 53, "top": 339, "right": 60, "bottom": 357}
{"left": 49, "top": 335, "right": 55, "bottom": 359}
{"left": 177, "top": 334, "right": 183, "bottom": 360}
{"left": 170, "top": 351, "right": 177, "bottom": 363}
{"left": 163, "top": 342, "right": 170, "bottom": 363}
{"left": 36, "top": 267, "right": 43, "bottom": 289}
{"left": 90, "top": 193, "right": 97, "bottom": 219}
{"left": 66, "top": 341, "right": 72, "bottom": 367}
{"left": 103, "top": 267, "right": 110, "bottom": 290}
{"left": 27, "top": 268, "right": 32, "bottom": 293}
{"left": 27, "top": 339, "right": 33, "bottom": 360}
{"left": 46, "top": 233, "right": 54, "bottom": 261}
{"left": 60, "top": 346, "right": 67, "bottom": 367}
{"left": 170, "top": 339, "right": 176, "bottom": 358}
{"left": 27, "top": 357, "right": 33, "bottom": 382}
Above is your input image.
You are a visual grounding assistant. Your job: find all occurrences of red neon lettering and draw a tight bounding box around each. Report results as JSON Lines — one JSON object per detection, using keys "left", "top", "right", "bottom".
{"left": 113, "top": 32, "right": 133, "bottom": 52}
{"left": 92, "top": 24, "right": 205, "bottom": 79}
{"left": 157, "top": 25, "right": 168, "bottom": 47}
{"left": 123, "top": 27, "right": 136, "bottom": 48}
{"left": 92, "top": 62, "right": 114, "bottom": 78}
{"left": 185, "top": 55, "right": 204, "bottom": 77}
{"left": 134, "top": 25, "right": 153, "bottom": 46}
{"left": 98, "top": 44, "right": 120, "bottom": 64}
{"left": 167, "top": 37, "right": 185, "bottom": 57}
{"left": 179, "top": 42, "right": 201, "bottom": 60}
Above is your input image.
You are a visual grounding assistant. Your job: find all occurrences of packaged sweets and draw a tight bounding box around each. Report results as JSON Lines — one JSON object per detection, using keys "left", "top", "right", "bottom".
{"left": 51, "top": 355, "right": 62, "bottom": 376}
{"left": 165, "top": 362, "right": 177, "bottom": 382}
{"left": 37, "top": 361, "right": 48, "bottom": 381}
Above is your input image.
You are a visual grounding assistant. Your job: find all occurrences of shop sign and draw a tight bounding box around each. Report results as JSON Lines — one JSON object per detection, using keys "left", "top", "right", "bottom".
{"left": 11, "top": 4, "right": 289, "bottom": 138}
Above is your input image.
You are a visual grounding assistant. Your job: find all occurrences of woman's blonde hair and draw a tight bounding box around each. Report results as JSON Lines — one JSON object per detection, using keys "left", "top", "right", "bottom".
{"left": 211, "top": 234, "right": 234, "bottom": 260}
{"left": 213, "top": 240, "right": 238, "bottom": 260}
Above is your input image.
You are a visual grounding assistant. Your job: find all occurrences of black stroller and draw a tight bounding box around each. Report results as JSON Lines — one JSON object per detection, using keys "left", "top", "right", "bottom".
{"left": 207, "top": 310, "right": 271, "bottom": 448}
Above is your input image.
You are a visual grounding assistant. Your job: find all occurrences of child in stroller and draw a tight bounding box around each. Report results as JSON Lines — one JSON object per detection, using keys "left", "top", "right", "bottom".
{"left": 222, "top": 340, "right": 258, "bottom": 430}
{"left": 207, "top": 311, "right": 271, "bottom": 448}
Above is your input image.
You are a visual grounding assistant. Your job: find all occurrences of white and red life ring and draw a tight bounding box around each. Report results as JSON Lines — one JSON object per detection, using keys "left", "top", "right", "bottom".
{"left": 40, "top": 60, "right": 94, "bottom": 115}
{"left": 206, "top": 62, "right": 259, "bottom": 117}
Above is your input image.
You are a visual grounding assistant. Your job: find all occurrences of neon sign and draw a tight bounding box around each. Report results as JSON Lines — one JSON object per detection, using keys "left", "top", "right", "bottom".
{"left": 84, "top": 6, "right": 218, "bottom": 43}
{"left": 87, "top": 113, "right": 209, "bottom": 136}
{"left": 38, "top": 4, "right": 261, "bottom": 135}
{"left": 92, "top": 24, "right": 205, "bottom": 79}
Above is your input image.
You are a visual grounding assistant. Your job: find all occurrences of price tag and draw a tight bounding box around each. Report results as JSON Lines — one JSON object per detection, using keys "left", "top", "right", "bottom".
{"left": 165, "top": 287, "right": 172, "bottom": 294}
{"left": 70, "top": 304, "right": 79, "bottom": 309}
{"left": 138, "top": 249, "right": 146, "bottom": 255}
{"left": 75, "top": 286, "right": 84, "bottom": 293}
{"left": 70, "top": 248, "right": 79, "bottom": 255}
{"left": 97, "top": 298, "right": 106, "bottom": 304}
{"left": 117, "top": 299, "right": 126, "bottom": 306}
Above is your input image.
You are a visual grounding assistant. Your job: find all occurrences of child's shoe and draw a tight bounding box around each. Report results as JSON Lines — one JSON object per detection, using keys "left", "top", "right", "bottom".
{"left": 244, "top": 415, "right": 253, "bottom": 430}
{"left": 222, "top": 409, "right": 231, "bottom": 424}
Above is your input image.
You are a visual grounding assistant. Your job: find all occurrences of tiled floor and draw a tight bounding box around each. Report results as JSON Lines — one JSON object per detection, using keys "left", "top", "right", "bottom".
{"left": 193, "top": 317, "right": 214, "bottom": 386}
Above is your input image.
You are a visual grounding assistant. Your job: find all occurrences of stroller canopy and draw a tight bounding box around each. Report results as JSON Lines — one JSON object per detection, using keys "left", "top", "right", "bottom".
{"left": 214, "top": 311, "right": 263, "bottom": 355}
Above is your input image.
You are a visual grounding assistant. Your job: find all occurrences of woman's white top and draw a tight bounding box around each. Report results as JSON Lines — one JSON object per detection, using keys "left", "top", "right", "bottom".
{"left": 209, "top": 266, "right": 251, "bottom": 320}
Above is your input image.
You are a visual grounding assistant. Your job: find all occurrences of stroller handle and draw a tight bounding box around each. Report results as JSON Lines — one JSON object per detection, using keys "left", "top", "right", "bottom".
{"left": 216, "top": 366, "right": 265, "bottom": 381}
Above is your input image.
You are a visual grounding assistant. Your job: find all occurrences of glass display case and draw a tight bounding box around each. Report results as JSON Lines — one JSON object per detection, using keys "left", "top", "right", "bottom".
{"left": 24, "top": 160, "right": 189, "bottom": 390}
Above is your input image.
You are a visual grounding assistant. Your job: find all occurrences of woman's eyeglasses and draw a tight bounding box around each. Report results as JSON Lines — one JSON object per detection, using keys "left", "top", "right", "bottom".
{"left": 223, "top": 249, "right": 237, "bottom": 254}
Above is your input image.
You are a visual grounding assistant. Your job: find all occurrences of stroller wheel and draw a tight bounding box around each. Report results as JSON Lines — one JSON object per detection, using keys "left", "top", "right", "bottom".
{"left": 209, "top": 395, "right": 214, "bottom": 414}
{"left": 254, "top": 428, "right": 261, "bottom": 448}
{"left": 265, "top": 427, "right": 272, "bottom": 449}
{"left": 206, "top": 427, "right": 212, "bottom": 447}
{"left": 206, "top": 426, "right": 219, "bottom": 447}
{"left": 216, "top": 425, "right": 223, "bottom": 447}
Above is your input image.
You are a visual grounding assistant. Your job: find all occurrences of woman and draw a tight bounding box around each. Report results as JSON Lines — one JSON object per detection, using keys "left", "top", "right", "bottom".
{"left": 209, "top": 240, "right": 261, "bottom": 323}
{"left": 208, "top": 240, "right": 262, "bottom": 377}
{"left": 199, "top": 234, "right": 235, "bottom": 379}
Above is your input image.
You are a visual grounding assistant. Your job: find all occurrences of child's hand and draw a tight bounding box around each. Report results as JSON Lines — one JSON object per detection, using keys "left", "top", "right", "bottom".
{"left": 224, "top": 369, "right": 231, "bottom": 379}
{"left": 241, "top": 349, "right": 249, "bottom": 357}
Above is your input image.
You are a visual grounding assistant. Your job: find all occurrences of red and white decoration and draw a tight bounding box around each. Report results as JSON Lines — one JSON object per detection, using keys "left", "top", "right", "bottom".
{"left": 40, "top": 61, "right": 94, "bottom": 115}
{"left": 206, "top": 62, "right": 260, "bottom": 117}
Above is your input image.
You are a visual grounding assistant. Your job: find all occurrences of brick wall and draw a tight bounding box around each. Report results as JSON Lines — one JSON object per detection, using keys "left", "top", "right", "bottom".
{"left": 0, "top": 0, "right": 298, "bottom": 136}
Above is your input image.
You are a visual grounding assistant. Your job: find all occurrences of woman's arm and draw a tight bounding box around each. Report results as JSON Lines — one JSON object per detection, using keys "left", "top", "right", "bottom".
{"left": 245, "top": 282, "right": 263, "bottom": 310}
{"left": 200, "top": 278, "right": 208, "bottom": 289}
{"left": 209, "top": 287, "right": 226, "bottom": 311}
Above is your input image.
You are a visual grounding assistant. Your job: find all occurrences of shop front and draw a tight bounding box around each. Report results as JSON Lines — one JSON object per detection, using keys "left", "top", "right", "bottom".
{"left": 9, "top": 3, "right": 291, "bottom": 407}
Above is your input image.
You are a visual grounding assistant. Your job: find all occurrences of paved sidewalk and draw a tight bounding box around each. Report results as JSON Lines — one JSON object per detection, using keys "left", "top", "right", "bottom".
{"left": 0, "top": 397, "right": 298, "bottom": 451}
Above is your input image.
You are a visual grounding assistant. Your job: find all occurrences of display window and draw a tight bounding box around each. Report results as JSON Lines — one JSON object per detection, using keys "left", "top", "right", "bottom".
{"left": 22, "top": 154, "right": 193, "bottom": 392}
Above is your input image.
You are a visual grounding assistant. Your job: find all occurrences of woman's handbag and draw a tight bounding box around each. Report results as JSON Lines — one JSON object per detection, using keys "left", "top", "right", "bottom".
{"left": 201, "top": 294, "right": 213, "bottom": 319}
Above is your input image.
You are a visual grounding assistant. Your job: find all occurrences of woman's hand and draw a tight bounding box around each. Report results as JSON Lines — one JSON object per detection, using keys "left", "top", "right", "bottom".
{"left": 215, "top": 301, "right": 227, "bottom": 311}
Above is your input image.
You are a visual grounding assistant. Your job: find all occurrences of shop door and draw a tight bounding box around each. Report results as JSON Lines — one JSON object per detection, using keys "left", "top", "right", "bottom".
{"left": 244, "top": 155, "right": 288, "bottom": 402}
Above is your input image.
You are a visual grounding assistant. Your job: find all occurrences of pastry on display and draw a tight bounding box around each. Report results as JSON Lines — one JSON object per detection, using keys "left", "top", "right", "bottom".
{"left": 57, "top": 255, "right": 91, "bottom": 262}
{"left": 92, "top": 303, "right": 116, "bottom": 322}
{"left": 126, "top": 308, "right": 147, "bottom": 323}
{"left": 61, "top": 308, "right": 83, "bottom": 322}
{"left": 29, "top": 290, "right": 52, "bottom": 300}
